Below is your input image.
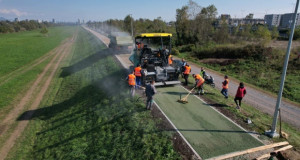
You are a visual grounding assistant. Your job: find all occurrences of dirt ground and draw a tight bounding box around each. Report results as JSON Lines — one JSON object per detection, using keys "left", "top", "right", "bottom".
{"left": 0, "top": 32, "right": 77, "bottom": 160}
{"left": 268, "top": 40, "right": 300, "bottom": 50}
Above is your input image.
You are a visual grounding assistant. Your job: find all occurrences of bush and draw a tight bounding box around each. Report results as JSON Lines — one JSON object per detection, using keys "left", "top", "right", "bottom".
{"left": 192, "top": 44, "right": 272, "bottom": 61}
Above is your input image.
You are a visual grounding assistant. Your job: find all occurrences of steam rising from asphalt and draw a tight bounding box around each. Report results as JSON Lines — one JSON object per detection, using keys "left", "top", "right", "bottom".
{"left": 89, "top": 22, "right": 131, "bottom": 37}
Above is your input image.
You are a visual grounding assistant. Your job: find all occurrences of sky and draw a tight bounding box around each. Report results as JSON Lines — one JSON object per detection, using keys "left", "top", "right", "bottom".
{"left": 0, "top": 0, "right": 298, "bottom": 22}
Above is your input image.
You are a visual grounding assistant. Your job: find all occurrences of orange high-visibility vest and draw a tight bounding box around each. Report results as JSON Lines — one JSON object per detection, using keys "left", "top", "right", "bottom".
{"left": 184, "top": 66, "right": 191, "bottom": 74}
{"left": 195, "top": 74, "right": 201, "bottom": 80}
{"left": 222, "top": 79, "right": 229, "bottom": 89}
{"left": 134, "top": 66, "right": 142, "bottom": 77}
{"left": 196, "top": 76, "right": 205, "bottom": 87}
{"left": 168, "top": 56, "right": 173, "bottom": 65}
{"left": 128, "top": 74, "right": 136, "bottom": 86}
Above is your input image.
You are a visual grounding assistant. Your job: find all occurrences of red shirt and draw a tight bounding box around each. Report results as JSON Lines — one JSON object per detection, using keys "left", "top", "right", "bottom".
{"left": 235, "top": 87, "right": 246, "bottom": 98}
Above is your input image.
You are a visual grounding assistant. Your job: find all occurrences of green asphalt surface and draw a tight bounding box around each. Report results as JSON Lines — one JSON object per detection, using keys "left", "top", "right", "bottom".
{"left": 154, "top": 85, "right": 263, "bottom": 159}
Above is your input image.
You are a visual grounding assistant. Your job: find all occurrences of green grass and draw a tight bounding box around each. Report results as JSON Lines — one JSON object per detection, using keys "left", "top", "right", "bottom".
{"left": 181, "top": 76, "right": 300, "bottom": 151}
{"left": 0, "top": 26, "right": 75, "bottom": 112}
{"left": 154, "top": 85, "right": 263, "bottom": 159}
{"left": 177, "top": 51, "right": 300, "bottom": 104}
{"left": 6, "top": 27, "right": 180, "bottom": 160}
{"left": 0, "top": 26, "right": 75, "bottom": 77}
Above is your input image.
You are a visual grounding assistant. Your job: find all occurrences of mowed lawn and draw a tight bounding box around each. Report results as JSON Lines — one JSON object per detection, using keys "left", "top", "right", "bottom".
{"left": 0, "top": 27, "right": 76, "bottom": 112}
{"left": 155, "top": 86, "right": 263, "bottom": 159}
{"left": 6, "top": 28, "right": 180, "bottom": 160}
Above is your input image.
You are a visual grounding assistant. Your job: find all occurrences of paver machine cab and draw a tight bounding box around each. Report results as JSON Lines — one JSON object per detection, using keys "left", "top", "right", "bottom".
{"left": 129, "top": 33, "right": 181, "bottom": 86}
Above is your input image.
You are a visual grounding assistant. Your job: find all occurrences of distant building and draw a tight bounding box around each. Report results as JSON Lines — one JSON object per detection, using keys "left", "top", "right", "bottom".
{"left": 229, "top": 18, "right": 264, "bottom": 26}
{"left": 280, "top": 13, "right": 300, "bottom": 28}
{"left": 14, "top": 18, "right": 19, "bottom": 22}
{"left": 217, "top": 13, "right": 264, "bottom": 27}
{"left": 264, "top": 14, "right": 281, "bottom": 27}
{"left": 52, "top": 18, "right": 55, "bottom": 23}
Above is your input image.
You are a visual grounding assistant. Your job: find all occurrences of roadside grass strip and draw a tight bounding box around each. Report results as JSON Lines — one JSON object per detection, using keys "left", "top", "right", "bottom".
{"left": 154, "top": 85, "right": 263, "bottom": 159}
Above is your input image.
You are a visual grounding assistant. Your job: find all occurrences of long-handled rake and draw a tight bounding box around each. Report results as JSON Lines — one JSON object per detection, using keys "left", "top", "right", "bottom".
{"left": 177, "top": 87, "right": 195, "bottom": 104}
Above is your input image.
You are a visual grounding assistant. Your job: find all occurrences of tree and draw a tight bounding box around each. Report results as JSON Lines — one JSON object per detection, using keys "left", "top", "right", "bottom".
{"left": 214, "top": 18, "right": 229, "bottom": 43}
{"left": 255, "top": 26, "right": 271, "bottom": 45}
{"left": 271, "top": 27, "right": 279, "bottom": 40}
{"left": 124, "top": 15, "right": 133, "bottom": 34}
{"left": 175, "top": 6, "right": 189, "bottom": 45}
{"left": 40, "top": 27, "right": 48, "bottom": 36}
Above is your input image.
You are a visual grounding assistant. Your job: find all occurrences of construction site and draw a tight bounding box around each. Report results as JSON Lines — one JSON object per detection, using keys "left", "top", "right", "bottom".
{"left": 0, "top": 0, "right": 300, "bottom": 160}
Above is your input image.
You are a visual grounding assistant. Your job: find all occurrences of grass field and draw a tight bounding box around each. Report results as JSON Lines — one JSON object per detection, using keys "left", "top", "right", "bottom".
{"left": 0, "top": 26, "right": 75, "bottom": 77}
{"left": 6, "top": 28, "right": 180, "bottom": 160}
{"left": 0, "top": 26, "right": 76, "bottom": 115}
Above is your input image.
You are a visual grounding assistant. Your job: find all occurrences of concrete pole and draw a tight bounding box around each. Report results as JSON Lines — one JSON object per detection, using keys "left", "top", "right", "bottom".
{"left": 266, "top": 0, "right": 300, "bottom": 138}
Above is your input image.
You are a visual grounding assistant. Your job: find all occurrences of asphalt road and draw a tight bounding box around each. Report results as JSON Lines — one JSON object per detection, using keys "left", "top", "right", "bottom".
{"left": 182, "top": 59, "right": 300, "bottom": 130}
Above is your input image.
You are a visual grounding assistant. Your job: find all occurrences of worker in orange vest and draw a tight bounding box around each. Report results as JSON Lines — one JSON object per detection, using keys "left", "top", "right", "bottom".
{"left": 168, "top": 55, "right": 173, "bottom": 66}
{"left": 193, "top": 74, "right": 205, "bottom": 95}
{"left": 221, "top": 75, "right": 229, "bottom": 98}
{"left": 183, "top": 64, "right": 191, "bottom": 85}
{"left": 126, "top": 71, "right": 136, "bottom": 97}
{"left": 134, "top": 64, "right": 142, "bottom": 86}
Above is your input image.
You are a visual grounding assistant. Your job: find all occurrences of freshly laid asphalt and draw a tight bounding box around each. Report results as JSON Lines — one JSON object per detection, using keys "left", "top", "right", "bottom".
{"left": 155, "top": 86, "right": 263, "bottom": 159}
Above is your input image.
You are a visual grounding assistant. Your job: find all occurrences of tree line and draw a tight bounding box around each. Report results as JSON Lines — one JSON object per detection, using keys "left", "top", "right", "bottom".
{"left": 0, "top": 20, "right": 55, "bottom": 33}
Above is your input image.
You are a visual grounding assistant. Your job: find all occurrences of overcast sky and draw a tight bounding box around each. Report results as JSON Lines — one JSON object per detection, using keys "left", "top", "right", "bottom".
{"left": 0, "top": 0, "right": 298, "bottom": 22}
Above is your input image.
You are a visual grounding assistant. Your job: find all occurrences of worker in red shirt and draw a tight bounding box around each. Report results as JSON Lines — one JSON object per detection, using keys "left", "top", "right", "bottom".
{"left": 134, "top": 64, "right": 142, "bottom": 87}
{"left": 235, "top": 82, "right": 247, "bottom": 109}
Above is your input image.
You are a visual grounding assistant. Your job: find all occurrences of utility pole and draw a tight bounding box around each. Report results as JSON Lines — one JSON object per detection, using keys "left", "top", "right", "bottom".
{"left": 130, "top": 14, "right": 133, "bottom": 38}
{"left": 266, "top": 0, "right": 300, "bottom": 138}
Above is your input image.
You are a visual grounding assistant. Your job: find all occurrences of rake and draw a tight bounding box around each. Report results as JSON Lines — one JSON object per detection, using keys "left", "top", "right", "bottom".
{"left": 177, "top": 87, "right": 195, "bottom": 104}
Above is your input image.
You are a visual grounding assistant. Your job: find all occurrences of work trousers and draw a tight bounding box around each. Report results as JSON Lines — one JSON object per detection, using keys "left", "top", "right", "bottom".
{"left": 130, "top": 85, "right": 135, "bottom": 97}
{"left": 234, "top": 97, "right": 243, "bottom": 106}
{"left": 184, "top": 74, "right": 189, "bottom": 85}
{"left": 146, "top": 96, "right": 153, "bottom": 110}
{"left": 221, "top": 88, "right": 228, "bottom": 98}
{"left": 197, "top": 84, "right": 204, "bottom": 94}
{"left": 136, "top": 76, "right": 141, "bottom": 86}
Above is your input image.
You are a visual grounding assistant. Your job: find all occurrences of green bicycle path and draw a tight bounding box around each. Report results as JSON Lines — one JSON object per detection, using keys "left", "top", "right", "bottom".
{"left": 154, "top": 85, "right": 263, "bottom": 159}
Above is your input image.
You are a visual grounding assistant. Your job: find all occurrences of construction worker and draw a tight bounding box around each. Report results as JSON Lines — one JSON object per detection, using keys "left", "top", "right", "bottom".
{"left": 126, "top": 71, "right": 136, "bottom": 97}
{"left": 168, "top": 55, "right": 173, "bottom": 66}
{"left": 234, "top": 82, "right": 247, "bottom": 109}
{"left": 194, "top": 74, "right": 205, "bottom": 95}
{"left": 221, "top": 75, "right": 229, "bottom": 99}
{"left": 183, "top": 64, "right": 191, "bottom": 86}
{"left": 181, "top": 58, "right": 187, "bottom": 78}
{"left": 134, "top": 64, "right": 142, "bottom": 87}
{"left": 145, "top": 80, "right": 157, "bottom": 110}
{"left": 201, "top": 67, "right": 206, "bottom": 79}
